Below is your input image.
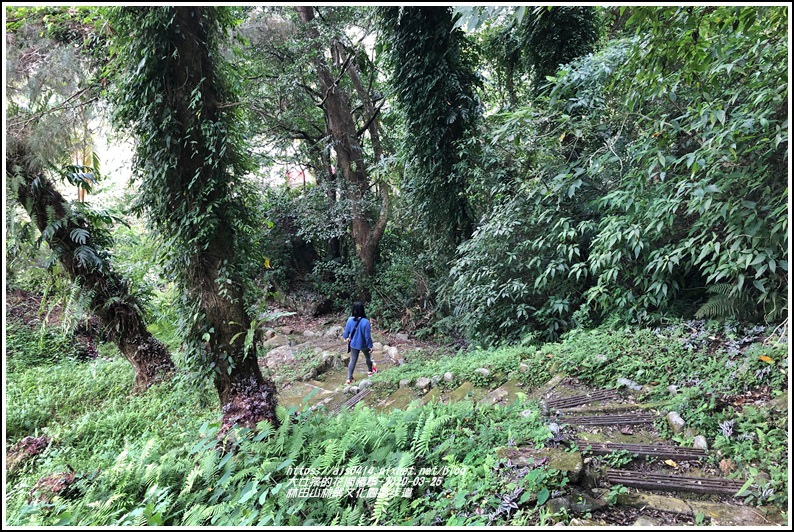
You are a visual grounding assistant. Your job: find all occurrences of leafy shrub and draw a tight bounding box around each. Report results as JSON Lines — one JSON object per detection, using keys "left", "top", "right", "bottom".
{"left": 450, "top": 6, "right": 787, "bottom": 343}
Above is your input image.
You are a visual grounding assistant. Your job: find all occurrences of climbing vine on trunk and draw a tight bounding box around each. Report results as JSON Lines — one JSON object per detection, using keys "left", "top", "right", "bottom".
{"left": 8, "top": 146, "right": 174, "bottom": 391}
{"left": 108, "top": 6, "right": 278, "bottom": 430}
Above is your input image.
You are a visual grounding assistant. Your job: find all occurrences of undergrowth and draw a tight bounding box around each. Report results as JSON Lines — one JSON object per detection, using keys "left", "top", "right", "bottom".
{"left": 5, "top": 317, "right": 788, "bottom": 524}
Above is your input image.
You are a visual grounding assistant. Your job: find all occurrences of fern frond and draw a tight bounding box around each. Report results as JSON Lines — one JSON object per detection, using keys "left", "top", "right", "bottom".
{"left": 182, "top": 465, "right": 203, "bottom": 495}
{"left": 181, "top": 504, "right": 209, "bottom": 527}
{"left": 695, "top": 293, "right": 740, "bottom": 318}
{"left": 394, "top": 418, "right": 409, "bottom": 449}
{"left": 396, "top": 451, "right": 415, "bottom": 471}
{"left": 199, "top": 451, "right": 221, "bottom": 482}
{"left": 409, "top": 410, "right": 429, "bottom": 451}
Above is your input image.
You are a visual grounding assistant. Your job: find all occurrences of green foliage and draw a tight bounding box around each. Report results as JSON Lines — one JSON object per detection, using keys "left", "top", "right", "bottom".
{"left": 604, "top": 484, "right": 628, "bottom": 505}
{"left": 5, "top": 320, "right": 86, "bottom": 374}
{"left": 378, "top": 6, "right": 481, "bottom": 256}
{"left": 601, "top": 449, "right": 636, "bottom": 468}
{"left": 369, "top": 346, "right": 529, "bottom": 391}
{"left": 368, "top": 228, "right": 434, "bottom": 331}
{"left": 450, "top": 6, "right": 787, "bottom": 342}
{"left": 480, "top": 6, "right": 600, "bottom": 104}
{"left": 582, "top": 6, "right": 788, "bottom": 322}
{"left": 523, "top": 7, "right": 601, "bottom": 91}
{"left": 695, "top": 283, "right": 754, "bottom": 319}
{"left": 6, "top": 387, "right": 555, "bottom": 526}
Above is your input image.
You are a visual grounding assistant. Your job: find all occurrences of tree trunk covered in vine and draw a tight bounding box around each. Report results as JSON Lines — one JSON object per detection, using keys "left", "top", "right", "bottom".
{"left": 110, "top": 6, "right": 278, "bottom": 431}
{"left": 297, "top": 6, "right": 388, "bottom": 280}
{"left": 8, "top": 147, "right": 174, "bottom": 392}
{"left": 378, "top": 7, "right": 480, "bottom": 257}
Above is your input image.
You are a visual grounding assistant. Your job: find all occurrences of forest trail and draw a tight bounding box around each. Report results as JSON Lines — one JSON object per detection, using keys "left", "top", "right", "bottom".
{"left": 258, "top": 312, "right": 787, "bottom": 527}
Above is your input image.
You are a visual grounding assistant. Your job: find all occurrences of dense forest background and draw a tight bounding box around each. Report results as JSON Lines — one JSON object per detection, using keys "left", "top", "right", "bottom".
{"left": 4, "top": 5, "right": 789, "bottom": 526}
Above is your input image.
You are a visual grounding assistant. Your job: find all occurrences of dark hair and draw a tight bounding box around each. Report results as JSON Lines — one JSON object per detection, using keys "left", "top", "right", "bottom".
{"left": 351, "top": 301, "right": 367, "bottom": 319}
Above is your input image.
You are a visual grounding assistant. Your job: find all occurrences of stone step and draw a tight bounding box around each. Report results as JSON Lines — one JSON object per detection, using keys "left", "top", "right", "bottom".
{"left": 557, "top": 402, "right": 653, "bottom": 415}
{"left": 574, "top": 439, "right": 707, "bottom": 461}
{"left": 480, "top": 379, "right": 525, "bottom": 406}
{"left": 616, "top": 492, "right": 788, "bottom": 526}
{"left": 545, "top": 389, "right": 619, "bottom": 410}
{"left": 527, "top": 374, "right": 567, "bottom": 401}
{"left": 560, "top": 413, "right": 657, "bottom": 426}
{"left": 376, "top": 387, "right": 419, "bottom": 411}
{"left": 445, "top": 381, "right": 487, "bottom": 403}
{"left": 605, "top": 469, "right": 747, "bottom": 496}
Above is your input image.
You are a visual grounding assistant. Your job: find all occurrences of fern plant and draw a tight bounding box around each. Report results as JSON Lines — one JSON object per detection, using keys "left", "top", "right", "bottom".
{"left": 695, "top": 283, "right": 754, "bottom": 319}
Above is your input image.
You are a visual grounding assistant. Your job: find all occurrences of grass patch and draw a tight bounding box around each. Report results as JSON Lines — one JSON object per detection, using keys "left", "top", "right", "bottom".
{"left": 5, "top": 318, "right": 787, "bottom": 524}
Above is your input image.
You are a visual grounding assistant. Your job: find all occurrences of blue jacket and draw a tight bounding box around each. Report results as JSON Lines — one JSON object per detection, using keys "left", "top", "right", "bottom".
{"left": 343, "top": 317, "right": 373, "bottom": 351}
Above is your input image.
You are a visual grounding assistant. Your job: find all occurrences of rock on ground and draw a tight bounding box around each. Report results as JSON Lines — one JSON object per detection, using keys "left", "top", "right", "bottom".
{"left": 415, "top": 377, "right": 432, "bottom": 391}
{"left": 666, "top": 411, "right": 686, "bottom": 434}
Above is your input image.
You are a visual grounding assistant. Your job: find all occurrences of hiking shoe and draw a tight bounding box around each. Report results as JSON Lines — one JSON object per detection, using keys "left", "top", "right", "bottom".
{"left": 367, "top": 364, "right": 378, "bottom": 377}
{"left": 345, "top": 379, "right": 354, "bottom": 385}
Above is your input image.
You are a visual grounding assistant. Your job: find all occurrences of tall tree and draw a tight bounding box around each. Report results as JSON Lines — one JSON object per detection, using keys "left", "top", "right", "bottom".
{"left": 7, "top": 146, "right": 175, "bottom": 390}
{"left": 108, "top": 6, "right": 278, "bottom": 430}
{"left": 295, "top": 6, "right": 389, "bottom": 281}
{"left": 378, "top": 7, "right": 481, "bottom": 258}
{"left": 6, "top": 7, "right": 175, "bottom": 390}
{"left": 523, "top": 7, "right": 600, "bottom": 92}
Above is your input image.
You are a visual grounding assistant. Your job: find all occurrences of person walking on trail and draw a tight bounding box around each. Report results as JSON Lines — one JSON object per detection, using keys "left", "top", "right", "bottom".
{"left": 342, "top": 301, "right": 377, "bottom": 385}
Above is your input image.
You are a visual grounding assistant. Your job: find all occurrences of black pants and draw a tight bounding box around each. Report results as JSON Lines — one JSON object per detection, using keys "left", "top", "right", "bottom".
{"left": 348, "top": 348, "right": 373, "bottom": 380}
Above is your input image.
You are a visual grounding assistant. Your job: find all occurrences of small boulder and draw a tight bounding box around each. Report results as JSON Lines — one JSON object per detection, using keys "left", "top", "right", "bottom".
{"left": 546, "top": 497, "right": 571, "bottom": 515}
{"left": 372, "top": 342, "right": 384, "bottom": 352}
{"left": 569, "top": 490, "right": 608, "bottom": 513}
{"left": 617, "top": 377, "right": 642, "bottom": 391}
{"left": 415, "top": 377, "right": 432, "bottom": 391}
{"left": 667, "top": 385, "right": 679, "bottom": 395}
{"left": 323, "top": 352, "right": 341, "bottom": 369}
{"left": 474, "top": 368, "right": 491, "bottom": 377}
{"left": 632, "top": 517, "right": 659, "bottom": 526}
{"left": 262, "top": 334, "right": 289, "bottom": 349}
{"left": 263, "top": 329, "right": 276, "bottom": 340}
{"left": 545, "top": 491, "right": 606, "bottom": 516}
{"left": 693, "top": 435, "right": 708, "bottom": 450}
{"left": 666, "top": 411, "right": 686, "bottom": 434}
{"left": 396, "top": 358, "right": 407, "bottom": 366}
{"left": 443, "top": 371, "right": 454, "bottom": 382}
{"left": 431, "top": 374, "right": 442, "bottom": 386}
{"left": 498, "top": 447, "right": 583, "bottom": 483}
{"left": 325, "top": 325, "right": 343, "bottom": 337}
{"left": 344, "top": 386, "right": 360, "bottom": 395}
{"left": 395, "top": 333, "right": 409, "bottom": 342}
{"left": 303, "top": 330, "right": 318, "bottom": 337}
{"left": 518, "top": 363, "right": 530, "bottom": 374}
{"left": 301, "top": 368, "right": 318, "bottom": 381}
{"left": 279, "top": 326, "right": 294, "bottom": 335}
{"left": 359, "top": 379, "right": 373, "bottom": 390}
{"left": 399, "top": 379, "right": 412, "bottom": 389}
